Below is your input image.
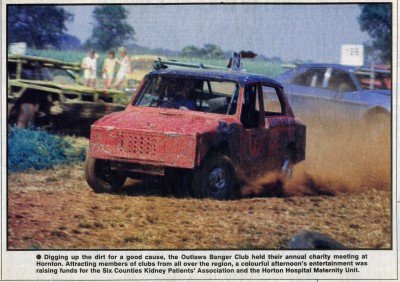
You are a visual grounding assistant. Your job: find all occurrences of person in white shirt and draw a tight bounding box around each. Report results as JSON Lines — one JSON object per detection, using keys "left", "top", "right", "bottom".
{"left": 114, "top": 47, "right": 132, "bottom": 90}
{"left": 81, "top": 48, "right": 99, "bottom": 88}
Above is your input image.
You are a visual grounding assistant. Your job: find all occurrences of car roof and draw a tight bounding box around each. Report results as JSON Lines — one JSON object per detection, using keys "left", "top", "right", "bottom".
{"left": 295, "top": 63, "right": 391, "bottom": 72}
{"left": 146, "top": 68, "right": 282, "bottom": 86}
{"left": 296, "top": 63, "right": 359, "bottom": 71}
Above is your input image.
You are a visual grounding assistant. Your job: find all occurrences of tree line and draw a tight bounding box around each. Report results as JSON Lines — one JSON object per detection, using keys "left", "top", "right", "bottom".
{"left": 7, "top": 4, "right": 392, "bottom": 64}
{"left": 7, "top": 5, "right": 134, "bottom": 52}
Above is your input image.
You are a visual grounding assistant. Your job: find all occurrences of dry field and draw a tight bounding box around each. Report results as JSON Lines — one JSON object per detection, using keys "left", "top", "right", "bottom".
{"left": 7, "top": 115, "right": 392, "bottom": 250}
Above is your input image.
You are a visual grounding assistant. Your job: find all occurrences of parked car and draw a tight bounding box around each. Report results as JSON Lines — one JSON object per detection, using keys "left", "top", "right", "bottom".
{"left": 274, "top": 63, "right": 391, "bottom": 127}
{"left": 85, "top": 67, "right": 306, "bottom": 199}
{"left": 8, "top": 54, "right": 128, "bottom": 134}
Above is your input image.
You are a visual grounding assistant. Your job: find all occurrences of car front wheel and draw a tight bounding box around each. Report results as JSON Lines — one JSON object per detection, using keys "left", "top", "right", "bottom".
{"left": 192, "top": 154, "right": 236, "bottom": 200}
{"left": 84, "top": 156, "right": 127, "bottom": 193}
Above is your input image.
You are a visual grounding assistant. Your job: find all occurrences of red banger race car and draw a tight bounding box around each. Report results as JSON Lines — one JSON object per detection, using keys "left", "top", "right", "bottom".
{"left": 85, "top": 67, "right": 306, "bottom": 199}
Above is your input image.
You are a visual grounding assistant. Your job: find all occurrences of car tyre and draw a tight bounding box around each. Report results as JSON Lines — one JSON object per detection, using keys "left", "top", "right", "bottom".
{"left": 192, "top": 153, "right": 236, "bottom": 200}
{"left": 85, "top": 156, "right": 127, "bottom": 193}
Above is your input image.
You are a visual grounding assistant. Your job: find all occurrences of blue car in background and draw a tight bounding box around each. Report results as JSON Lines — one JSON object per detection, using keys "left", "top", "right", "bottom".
{"left": 273, "top": 63, "right": 391, "bottom": 127}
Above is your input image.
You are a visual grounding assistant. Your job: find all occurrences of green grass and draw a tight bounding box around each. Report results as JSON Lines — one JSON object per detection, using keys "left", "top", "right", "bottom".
{"left": 28, "top": 48, "right": 109, "bottom": 71}
{"left": 27, "top": 48, "right": 85, "bottom": 63}
{"left": 23, "top": 48, "right": 285, "bottom": 77}
{"left": 165, "top": 57, "right": 284, "bottom": 77}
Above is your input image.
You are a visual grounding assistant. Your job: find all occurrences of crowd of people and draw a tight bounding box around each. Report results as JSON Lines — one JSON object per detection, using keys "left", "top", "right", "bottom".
{"left": 81, "top": 47, "right": 132, "bottom": 90}
{"left": 81, "top": 48, "right": 195, "bottom": 111}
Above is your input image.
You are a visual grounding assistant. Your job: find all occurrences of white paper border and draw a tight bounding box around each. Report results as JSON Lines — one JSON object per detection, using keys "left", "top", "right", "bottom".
{"left": 1, "top": 0, "right": 398, "bottom": 281}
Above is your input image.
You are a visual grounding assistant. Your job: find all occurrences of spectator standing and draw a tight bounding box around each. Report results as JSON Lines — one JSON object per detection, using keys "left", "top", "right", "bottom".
{"left": 102, "top": 50, "right": 116, "bottom": 89}
{"left": 81, "top": 48, "right": 99, "bottom": 88}
{"left": 114, "top": 47, "right": 132, "bottom": 90}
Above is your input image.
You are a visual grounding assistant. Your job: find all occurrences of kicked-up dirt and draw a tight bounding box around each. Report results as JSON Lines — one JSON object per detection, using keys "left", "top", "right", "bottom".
{"left": 7, "top": 111, "right": 392, "bottom": 250}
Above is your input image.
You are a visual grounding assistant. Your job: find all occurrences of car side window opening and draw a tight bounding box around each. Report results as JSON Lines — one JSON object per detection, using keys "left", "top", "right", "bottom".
{"left": 262, "top": 85, "right": 283, "bottom": 117}
{"left": 354, "top": 72, "right": 391, "bottom": 90}
{"left": 206, "top": 81, "right": 238, "bottom": 115}
{"left": 21, "top": 63, "right": 37, "bottom": 80}
{"left": 327, "top": 69, "right": 356, "bottom": 92}
{"left": 241, "top": 84, "right": 260, "bottom": 129}
{"left": 292, "top": 68, "right": 327, "bottom": 88}
{"left": 226, "top": 84, "right": 239, "bottom": 115}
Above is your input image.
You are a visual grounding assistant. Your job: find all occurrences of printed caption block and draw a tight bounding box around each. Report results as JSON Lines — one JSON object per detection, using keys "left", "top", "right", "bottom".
{"left": 35, "top": 252, "right": 370, "bottom": 277}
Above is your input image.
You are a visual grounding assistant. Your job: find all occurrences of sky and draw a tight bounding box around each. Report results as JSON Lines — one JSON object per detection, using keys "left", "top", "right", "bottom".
{"left": 63, "top": 4, "right": 371, "bottom": 63}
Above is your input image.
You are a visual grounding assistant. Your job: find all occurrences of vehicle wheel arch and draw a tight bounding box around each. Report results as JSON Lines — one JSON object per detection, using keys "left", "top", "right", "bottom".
{"left": 198, "top": 140, "right": 232, "bottom": 167}
{"left": 84, "top": 156, "right": 127, "bottom": 193}
{"left": 10, "top": 90, "right": 59, "bottom": 128}
{"left": 363, "top": 106, "right": 391, "bottom": 136}
{"left": 364, "top": 106, "right": 390, "bottom": 122}
{"left": 286, "top": 141, "right": 301, "bottom": 163}
{"left": 13, "top": 89, "right": 56, "bottom": 111}
{"left": 17, "top": 89, "right": 52, "bottom": 103}
{"left": 210, "top": 141, "right": 231, "bottom": 158}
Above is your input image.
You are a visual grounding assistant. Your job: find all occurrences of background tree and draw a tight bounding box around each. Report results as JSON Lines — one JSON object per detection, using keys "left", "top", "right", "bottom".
{"left": 181, "top": 45, "right": 201, "bottom": 57}
{"left": 181, "top": 44, "right": 224, "bottom": 59}
{"left": 59, "top": 34, "right": 82, "bottom": 50}
{"left": 358, "top": 4, "right": 391, "bottom": 64}
{"left": 8, "top": 5, "right": 73, "bottom": 49}
{"left": 86, "top": 5, "right": 135, "bottom": 51}
{"left": 202, "top": 44, "right": 224, "bottom": 59}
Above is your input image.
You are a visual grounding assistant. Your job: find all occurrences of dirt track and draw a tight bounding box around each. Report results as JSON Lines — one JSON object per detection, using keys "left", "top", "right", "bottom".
{"left": 7, "top": 164, "right": 391, "bottom": 249}
{"left": 7, "top": 112, "right": 392, "bottom": 250}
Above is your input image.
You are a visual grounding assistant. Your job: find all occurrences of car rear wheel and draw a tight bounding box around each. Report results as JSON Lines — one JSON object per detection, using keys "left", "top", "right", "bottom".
{"left": 365, "top": 108, "right": 390, "bottom": 129}
{"left": 85, "top": 156, "right": 127, "bottom": 193}
{"left": 192, "top": 154, "right": 236, "bottom": 200}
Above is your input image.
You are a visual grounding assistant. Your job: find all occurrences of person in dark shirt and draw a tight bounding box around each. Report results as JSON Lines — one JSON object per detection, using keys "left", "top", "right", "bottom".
{"left": 161, "top": 79, "right": 197, "bottom": 110}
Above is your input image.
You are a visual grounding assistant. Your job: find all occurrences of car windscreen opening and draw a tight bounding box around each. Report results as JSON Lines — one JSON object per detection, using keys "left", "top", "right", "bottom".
{"left": 133, "top": 76, "right": 239, "bottom": 115}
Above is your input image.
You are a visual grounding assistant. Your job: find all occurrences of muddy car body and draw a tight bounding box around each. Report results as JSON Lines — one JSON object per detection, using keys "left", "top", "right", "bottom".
{"left": 8, "top": 54, "right": 128, "bottom": 133}
{"left": 86, "top": 68, "right": 306, "bottom": 199}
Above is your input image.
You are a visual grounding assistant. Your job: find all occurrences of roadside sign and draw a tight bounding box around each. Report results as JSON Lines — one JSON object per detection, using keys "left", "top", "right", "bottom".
{"left": 340, "top": 44, "right": 364, "bottom": 66}
{"left": 10, "top": 42, "right": 27, "bottom": 55}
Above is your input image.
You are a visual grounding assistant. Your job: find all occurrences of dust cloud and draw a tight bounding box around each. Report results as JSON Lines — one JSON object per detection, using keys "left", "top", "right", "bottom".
{"left": 241, "top": 107, "right": 391, "bottom": 197}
